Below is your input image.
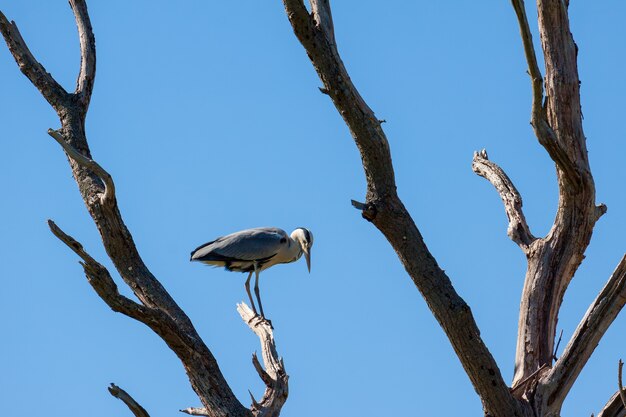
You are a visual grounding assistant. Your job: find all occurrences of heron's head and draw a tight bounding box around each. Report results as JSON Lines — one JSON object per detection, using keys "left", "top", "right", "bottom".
{"left": 291, "top": 227, "right": 314, "bottom": 272}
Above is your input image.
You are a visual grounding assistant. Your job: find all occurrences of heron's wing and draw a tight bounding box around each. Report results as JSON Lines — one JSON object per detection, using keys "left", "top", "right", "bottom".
{"left": 191, "top": 227, "right": 287, "bottom": 262}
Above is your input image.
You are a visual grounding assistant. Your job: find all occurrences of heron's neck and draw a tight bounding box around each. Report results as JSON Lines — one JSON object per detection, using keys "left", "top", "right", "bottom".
{"left": 285, "top": 237, "right": 303, "bottom": 262}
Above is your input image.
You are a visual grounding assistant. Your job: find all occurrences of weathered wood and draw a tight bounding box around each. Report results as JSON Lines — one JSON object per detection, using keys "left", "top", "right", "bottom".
{"left": 508, "top": 4, "right": 608, "bottom": 405}
{"left": 472, "top": 149, "right": 536, "bottom": 251}
{"left": 237, "top": 304, "right": 288, "bottom": 417}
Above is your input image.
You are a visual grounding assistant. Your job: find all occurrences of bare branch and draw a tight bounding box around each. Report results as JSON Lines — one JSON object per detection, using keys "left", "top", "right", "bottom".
{"left": 48, "top": 129, "right": 115, "bottom": 204}
{"left": 108, "top": 383, "right": 150, "bottom": 417}
{"left": 0, "top": 11, "right": 69, "bottom": 111}
{"left": 509, "top": 0, "right": 580, "bottom": 187}
{"left": 542, "top": 255, "right": 626, "bottom": 407}
{"left": 472, "top": 149, "right": 535, "bottom": 251}
{"left": 237, "top": 303, "right": 288, "bottom": 417}
{"left": 69, "top": 0, "right": 96, "bottom": 109}
{"left": 510, "top": 0, "right": 543, "bottom": 119}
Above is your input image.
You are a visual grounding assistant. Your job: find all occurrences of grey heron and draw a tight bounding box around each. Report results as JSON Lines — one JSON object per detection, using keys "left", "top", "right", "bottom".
{"left": 190, "top": 227, "right": 314, "bottom": 318}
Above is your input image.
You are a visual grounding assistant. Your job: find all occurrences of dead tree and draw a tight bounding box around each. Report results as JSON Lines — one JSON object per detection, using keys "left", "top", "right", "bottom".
{"left": 0, "top": 2, "right": 287, "bottom": 417}
{"left": 2, "top": 1, "right": 626, "bottom": 417}
{"left": 280, "top": 0, "right": 625, "bottom": 416}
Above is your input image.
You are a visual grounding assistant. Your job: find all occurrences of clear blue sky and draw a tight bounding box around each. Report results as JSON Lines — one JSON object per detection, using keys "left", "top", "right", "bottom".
{"left": 1, "top": 2, "right": 625, "bottom": 416}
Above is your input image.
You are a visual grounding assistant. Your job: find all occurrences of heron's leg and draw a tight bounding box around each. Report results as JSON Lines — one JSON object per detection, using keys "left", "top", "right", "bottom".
{"left": 244, "top": 271, "right": 258, "bottom": 315}
{"left": 253, "top": 266, "right": 266, "bottom": 319}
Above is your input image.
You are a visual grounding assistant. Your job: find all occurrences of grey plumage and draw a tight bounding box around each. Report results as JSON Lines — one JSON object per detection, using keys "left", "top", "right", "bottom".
{"left": 190, "top": 226, "right": 314, "bottom": 319}
{"left": 191, "top": 227, "right": 289, "bottom": 272}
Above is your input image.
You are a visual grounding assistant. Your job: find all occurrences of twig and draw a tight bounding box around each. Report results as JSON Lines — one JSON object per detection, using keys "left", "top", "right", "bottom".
{"left": 511, "top": 363, "right": 549, "bottom": 395}
{"left": 248, "top": 390, "right": 261, "bottom": 410}
{"left": 108, "top": 383, "right": 151, "bottom": 417}
{"left": 350, "top": 199, "right": 367, "bottom": 210}
{"left": 553, "top": 329, "right": 564, "bottom": 361}
{"left": 472, "top": 149, "right": 535, "bottom": 251}
{"left": 617, "top": 359, "right": 626, "bottom": 408}
{"left": 180, "top": 408, "right": 210, "bottom": 416}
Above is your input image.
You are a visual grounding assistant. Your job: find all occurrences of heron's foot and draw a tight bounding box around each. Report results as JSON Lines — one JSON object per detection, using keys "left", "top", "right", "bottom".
{"left": 262, "top": 317, "right": 273, "bottom": 329}
{"left": 247, "top": 314, "right": 273, "bottom": 329}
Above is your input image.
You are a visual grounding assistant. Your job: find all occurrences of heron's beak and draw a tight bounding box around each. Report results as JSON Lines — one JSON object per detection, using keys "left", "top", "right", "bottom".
{"left": 304, "top": 248, "right": 311, "bottom": 273}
